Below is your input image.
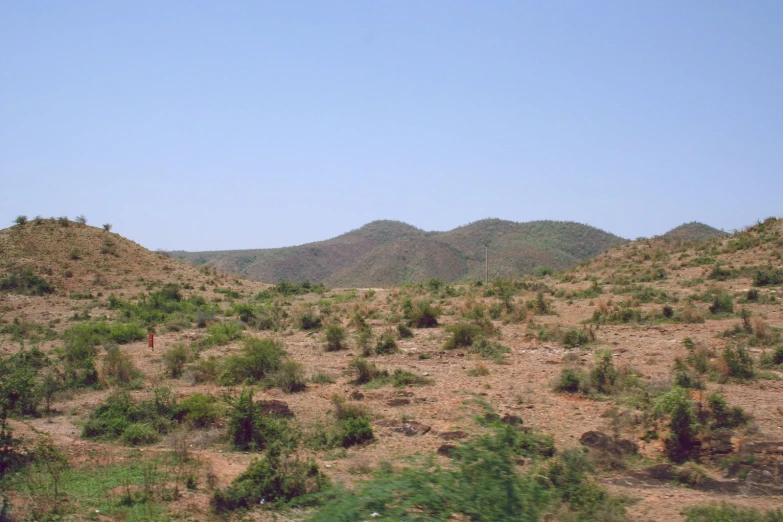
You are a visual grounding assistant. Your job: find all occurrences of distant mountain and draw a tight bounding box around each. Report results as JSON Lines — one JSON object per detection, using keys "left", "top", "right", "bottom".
{"left": 172, "top": 219, "right": 628, "bottom": 286}
{"left": 661, "top": 222, "right": 728, "bottom": 241}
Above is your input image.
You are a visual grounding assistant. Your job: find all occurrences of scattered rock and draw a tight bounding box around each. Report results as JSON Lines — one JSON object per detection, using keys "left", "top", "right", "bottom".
{"left": 579, "top": 431, "right": 637, "bottom": 456}
{"left": 374, "top": 419, "right": 431, "bottom": 436}
{"left": 256, "top": 400, "right": 294, "bottom": 418}
{"left": 350, "top": 391, "right": 365, "bottom": 401}
{"left": 437, "top": 444, "right": 457, "bottom": 457}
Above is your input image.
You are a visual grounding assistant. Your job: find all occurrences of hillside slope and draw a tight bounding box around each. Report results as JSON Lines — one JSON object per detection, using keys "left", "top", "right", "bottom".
{"left": 174, "top": 219, "right": 628, "bottom": 285}
{"left": 0, "top": 218, "right": 245, "bottom": 297}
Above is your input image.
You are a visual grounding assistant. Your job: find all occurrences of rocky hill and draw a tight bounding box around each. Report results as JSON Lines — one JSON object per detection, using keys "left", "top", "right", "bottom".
{"left": 172, "top": 219, "right": 628, "bottom": 286}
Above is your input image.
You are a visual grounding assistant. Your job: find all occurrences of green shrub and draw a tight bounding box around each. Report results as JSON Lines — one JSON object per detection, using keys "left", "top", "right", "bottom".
{"left": 0, "top": 347, "right": 48, "bottom": 417}
{"left": 653, "top": 386, "right": 698, "bottom": 461}
{"left": 590, "top": 350, "right": 618, "bottom": 394}
{"left": 219, "top": 337, "right": 285, "bottom": 385}
{"left": 554, "top": 368, "right": 583, "bottom": 393}
{"left": 299, "top": 311, "right": 322, "bottom": 330}
{"left": 443, "top": 323, "right": 481, "bottom": 350}
{"left": 709, "top": 293, "right": 734, "bottom": 315}
{"left": 203, "top": 321, "right": 244, "bottom": 347}
{"left": 706, "top": 393, "right": 749, "bottom": 429}
{"left": 406, "top": 300, "right": 440, "bottom": 328}
{"left": 0, "top": 269, "right": 55, "bottom": 296}
{"left": 467, "top": 339, "right": 510, "bottom": 364}
{"left": 773, "top": 346, "right": 783, "bottom": 366}
{"left": 13, "top": 215, "right": 27, "bottom": 225}
{"left": 102, "top": 347, "right": 142, "bottom": 386}
{"left": 212, "top": 446, "right": 328, "bottom": 512}
{"left": 527, "top": 292, "right": 551, "bottom": 315}
{"left": 225, "top": 388, "right": 289, "bottom": 451}
{"left": 307, "top": 422, "right": 615, "bottom": 521}
{"left": 716, "top": 345, "right": 755, "bottom": 382}
{"left": 374, "top": 331, "right": 398, "bottom": 355}
{"left": 397, "top": 323, "right": 413, "bottom": 338}
{"left": 274, "top": 360, "right": 307, "bottom": 393}
{"left": 562, "top": 327, "right": 590, "bottom": 348}
{"left": 177, "top": 393, "right": 221, "bottom": 428}
{"left": 161, "top": 343, "right": 191, "bottom": 378}
{"left": 324, "top": 324, "right": 347, "bottom": 351}
{"left": 754, "top": 268, "right": 783, "bottom": 287}
{"left": 82, "top": 390, "right": 175, "bottom": 444}
{"left": 348, "top": 358, "right": 385, "bottom": 384}
{"left": 120, "top": 423, "right": 159, "bottom": 445}
{"left": 338, "top": 417, "right": 374, "bottom": 448}
{"left": 388, "top": 368, "right": 432, "bottom": 388}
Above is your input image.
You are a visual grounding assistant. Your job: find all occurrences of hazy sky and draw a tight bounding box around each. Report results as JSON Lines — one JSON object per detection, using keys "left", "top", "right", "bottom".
{"left": 2, "top": 1, "right": 781, "bottom": 251}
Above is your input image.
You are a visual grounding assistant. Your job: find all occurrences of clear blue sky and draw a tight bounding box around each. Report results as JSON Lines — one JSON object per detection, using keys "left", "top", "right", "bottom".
{"left": 2, "top": 1, "right": 781, "bottom": 251}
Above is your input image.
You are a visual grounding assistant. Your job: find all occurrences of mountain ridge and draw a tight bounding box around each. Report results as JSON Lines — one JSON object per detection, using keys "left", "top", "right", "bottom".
{"left": 171, "top": 218, "right": 630, "bottom": 285}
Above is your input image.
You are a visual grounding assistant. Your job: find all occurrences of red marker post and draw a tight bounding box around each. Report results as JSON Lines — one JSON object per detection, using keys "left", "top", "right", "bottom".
{"left": 148, "top": 332, "right": 154, "bottom": 350}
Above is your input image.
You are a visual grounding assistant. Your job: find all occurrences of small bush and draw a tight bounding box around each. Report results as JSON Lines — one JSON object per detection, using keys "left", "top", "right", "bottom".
{"left": 467, "top": 339, "right": 510, "bottom": 364}
{"left": 754, "top": 268, "right": 783, "bottom": 287}
{"left": 203, "top": 321, "right": 244, "bottom": 347}
{"left": 562, "top": 327, "right": 591, "bottom": 348}
{"left": 275, "top": 360, "right": 307, "bottom": 393}
{"left": 324, "top": 324, "right": 347, "bottom": 351}
{"left": 0, "top": 269, "right": 55, "bottom": 296}
{"left": 709, "top": 293, "right": 734, "bottom": 315}
{"left": 219, "top": 337, "right": 285, "bottom": 385}
{"left": 13, "top": 215, "right": 27, "bottom": 225}
{"left": 406, "top": 300, "right": 440, "bottom": 328}
{"left": 714, "top": 345, "right": 755, "bottom": 382}
{"left": 120, "top": 423, "right": 159, "bottom": 445}
{"left": 225, "top": 388, "right": 289, "bottom": 451}
{"left": 177, "top": 393, "right": 221, "bottom": 428}
{"left": 706, "top": 393, "right": 749, "bottom": 429}
{"left": 102, "top": 347, "right": 142, "bottom": 386}
{"left": 554, "top": 368, "right": 583, "bottom": 393}
{"left": 443, "top": 323, "right": 481, "bottom": 350}
{"left": 75, "top": 215, "right": 87, "bottom": 225}
{"left": 102, "top": 223, "right": 112, "bottom": 231}
{"left": 82, "top": 390, "right": 175, "bottom": 444}
{"left": 162, "top": 343, "right": 191, "bottom": 378}
{"left": 348, "top": 358, "right": 385, "bottom": 384}
{"left": 653, "top": 386, "right": 698, "bottom": 461}
{"left": 397, "top": 323, "right": 413, "bottom": 338}
{"left": 375, "top": 331, "right": 398, "bottom": 355}
{"left": 212, "top": 447, "right": 328, "bottom": 512}
{"left": 590, "top": 350, "right": 618, "bottom": 394}
{"left": 299, "top": 311, "right": 322, "bottom": 330}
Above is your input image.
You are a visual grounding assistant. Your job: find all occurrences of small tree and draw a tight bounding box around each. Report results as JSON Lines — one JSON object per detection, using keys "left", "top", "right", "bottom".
{"left": 324, "top": 324, "right": 347, "bottom": 352}
{"left": 75, "top": 215, "right": 87, "bottom": 225}
{"left": 13, "top": 215, "right": 27, "bottom": 226}
{"left": 102, "top": 223, "right": 112, "bottom": 232}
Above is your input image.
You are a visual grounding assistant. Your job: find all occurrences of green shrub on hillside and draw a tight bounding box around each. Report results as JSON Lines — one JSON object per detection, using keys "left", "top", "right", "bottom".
{"left": 404, "top": 299, "right": 440, "bottom": 328}
{"left": 212, "top": 445, "right": 328, "bottom": 512}
{"left": 225, "top": 388, "right": 291, "bottom": 452}
{"left": 219, "top": 337, "right": 285, "bottom": 385}
{"left": 0, "top": 269, "right": 55, "bottom": 296}
{"left": 443, "top": 323, "right": 482, "bottom": 350}
{"left": 324, "top": 324, "right": 347, "bottom": 351}
{"left": 82, "top": 388, "right": 178, "bottom": 445}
